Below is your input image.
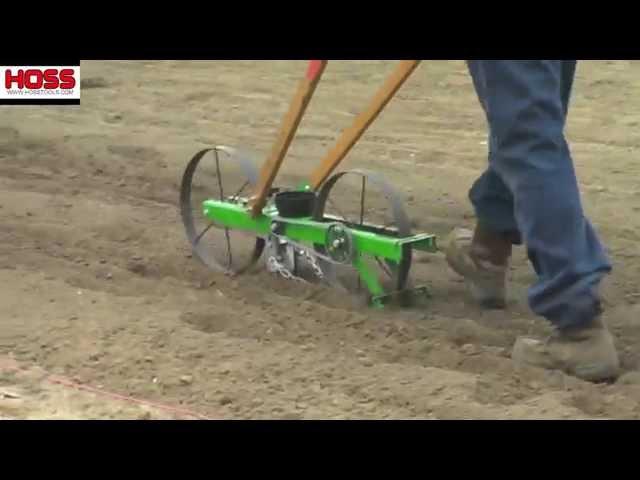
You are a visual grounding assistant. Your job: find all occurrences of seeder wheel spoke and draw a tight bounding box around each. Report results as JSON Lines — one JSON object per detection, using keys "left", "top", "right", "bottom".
{"left": 193, "top": 223, "right": 216, "bottom": 246}
{"left": 212, "top": 150, "right": 234, "bottom": 269}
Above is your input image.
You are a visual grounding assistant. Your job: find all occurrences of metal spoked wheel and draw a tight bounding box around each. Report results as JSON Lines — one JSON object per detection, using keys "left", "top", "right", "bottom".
{"left": 312, "top": 169, "right": 414, "bottom": 303}
{"left": 180, "top": 146, "right": 265, "bottom": 276}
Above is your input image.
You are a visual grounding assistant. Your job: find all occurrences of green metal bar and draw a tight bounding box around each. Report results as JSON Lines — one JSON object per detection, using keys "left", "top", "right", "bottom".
{"left": 202, "top": 200, "right": 271, "bottom": 235}
{"left": 352, "top": 255, "right": 385, "bottom": 309}
{"left": 202, "top": 200, "right": 434, "bottom": 261}
{"left": 398, "top": 233, "right": 438, "bottom": 253}
{"left": 284, "top": 221, "right": 326, "bottom": 245}
{"left": 201, "top": 198, "right": 438, "bottom": 307}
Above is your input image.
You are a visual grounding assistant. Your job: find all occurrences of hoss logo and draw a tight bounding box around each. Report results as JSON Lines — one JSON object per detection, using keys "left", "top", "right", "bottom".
{"left": 4, "top": 68, "right": 77, "bottom": 89}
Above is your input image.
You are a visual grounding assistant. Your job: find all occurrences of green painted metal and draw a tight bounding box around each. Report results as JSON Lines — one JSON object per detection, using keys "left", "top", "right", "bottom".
{"left": 202, "top": 199, "right": 436, "bottom": 262}
{"left": 202, "top": 200, "right": 271, "bottom": 235}
{"left": 352, "top": 254, "right": 385, "bottom": 309}
{"left": 280, "top": 218, "right": 327, "bottom": 245}
{"left": 201, "top": 198, "right": 438, "bottom": 305}
{"left": 398, "top": 233, "right": 438, "bottom": 253}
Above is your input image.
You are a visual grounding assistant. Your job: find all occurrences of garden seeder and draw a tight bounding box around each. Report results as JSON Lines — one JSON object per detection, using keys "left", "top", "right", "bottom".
{"left": 180, "top": 60, "right": 438, "bottom": 308}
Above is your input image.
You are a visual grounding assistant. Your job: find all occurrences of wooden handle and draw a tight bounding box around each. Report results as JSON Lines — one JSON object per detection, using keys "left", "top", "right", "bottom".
{"left": 249, "top": 60, "right": 328, "bottom": 216}
{"left": 308, "top": 60, "right": 421, "bottom": 191}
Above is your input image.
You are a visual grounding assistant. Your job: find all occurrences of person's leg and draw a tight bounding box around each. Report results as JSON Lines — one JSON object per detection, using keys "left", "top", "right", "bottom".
{"left": 445, "top": 61, "right": 519, "bottom": 308}
{"left": 560, "top": 60, "right": 577, "bottom": 118}
{"left": 478, "top": 60, "right": 611, "bottom": 329}
{"left": 469, "top": 145, "right": 520, "bottom": 239}
{"left": 466, "top": 60, "right": 519, "bottom": 238}
{"left": 469, "top": 60, "right": 576, "bottom": 245}
{"left": 472, "top": 60, "right": 618, "bottom": 380}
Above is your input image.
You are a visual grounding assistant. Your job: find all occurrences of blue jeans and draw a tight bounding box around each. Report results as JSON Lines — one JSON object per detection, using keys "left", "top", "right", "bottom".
{"left": 466, "top": 60, "right": 611, "bottom": 330}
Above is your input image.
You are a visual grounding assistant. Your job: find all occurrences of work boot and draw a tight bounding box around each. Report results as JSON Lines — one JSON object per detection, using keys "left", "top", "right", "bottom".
{"left": 512, "top": 316, "right": 620, "bottom": 382}
{"left": 445, "top": 224, "right": 513, "bottom": 308}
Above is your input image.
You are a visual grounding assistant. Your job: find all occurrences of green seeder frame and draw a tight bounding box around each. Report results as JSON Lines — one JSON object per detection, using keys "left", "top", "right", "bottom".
{"left": 202, "top": 197, "right": 438, "bottom": 307}
{"left": 189, "top": 60, "right": 438, "bottom": 307}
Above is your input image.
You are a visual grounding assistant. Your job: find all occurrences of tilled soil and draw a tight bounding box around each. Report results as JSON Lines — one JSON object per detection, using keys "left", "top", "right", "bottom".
{"left": 2, "top": 60, "right": 640, "bottom": 419}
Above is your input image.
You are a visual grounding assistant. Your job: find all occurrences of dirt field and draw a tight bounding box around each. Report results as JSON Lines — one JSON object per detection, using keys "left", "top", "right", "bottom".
{"left": 2, "top": 60, "right": 640, "bottom": 419}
